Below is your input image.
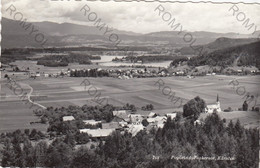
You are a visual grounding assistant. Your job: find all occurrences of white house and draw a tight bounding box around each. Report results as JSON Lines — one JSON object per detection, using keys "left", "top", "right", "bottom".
{"left": 127, "top": 124, "right": 144, "bottom": 136}
{"left": 113, "top": 110, "right": 127, "bottom": 116}
{"left": 146, "top": 116, "right": 167, "bottom": 129}
{"left": 79, "top": 128, "right": 115, "bottom": 138}
{"left": 129, "top": 114, "right": 143, "bottom": 125}
{"left": 83, "top": 120, "right": 101, "bottom": 125}
{"left": 205, "top": 95, "right": 221, "bottom": 113}
{"left": 166, "top": 113, "right": 177, "bottom": 119}
{"left": 147, "top": 116, "right": 167, "bottom": 125}
{"left": 148, "top": 112, "right": 156, "bottom": 118}
{"left": 36, "top": 72, "right": 41, "bottom": 77}
{"left": 194, "top": 119, "right": 204, "bottom": 125}
{"left": 62, "top": 116, "right": 75, "bottom": 121}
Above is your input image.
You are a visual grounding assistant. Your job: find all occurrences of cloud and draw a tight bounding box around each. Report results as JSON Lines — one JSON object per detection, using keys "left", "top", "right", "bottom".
{"left": 2, "top": 0, "right": 260, "bottom": 34}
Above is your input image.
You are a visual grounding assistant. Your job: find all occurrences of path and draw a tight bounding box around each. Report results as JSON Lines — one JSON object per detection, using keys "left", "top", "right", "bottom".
{"left": 23, "top": 83, "right": 47, "bottom": 110}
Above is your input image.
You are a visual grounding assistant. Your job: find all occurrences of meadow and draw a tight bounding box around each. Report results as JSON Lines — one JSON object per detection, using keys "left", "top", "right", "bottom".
{"left": 0, "top": 74, "right": 259, "bottom": 132}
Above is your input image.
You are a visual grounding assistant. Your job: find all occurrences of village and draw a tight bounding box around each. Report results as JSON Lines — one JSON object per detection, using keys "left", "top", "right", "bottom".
{"left": 1, "top": 64, "right": 185, "bottom": 80}
{"left": 60, "top": 96, "right": 222, "bottom": 141}
{"left": 2, "top": 63, "right": 259, "bottom": 82}
{"left": 1, "top": 1, "right": 259, "bottom": 167}
{"left": 62, "top": 110, "right": 177, "bottom": 140}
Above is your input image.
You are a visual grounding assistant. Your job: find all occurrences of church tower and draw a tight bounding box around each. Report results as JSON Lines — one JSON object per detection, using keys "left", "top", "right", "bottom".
{"left": 216, "top": 94, "right": 220, "bottom": 109}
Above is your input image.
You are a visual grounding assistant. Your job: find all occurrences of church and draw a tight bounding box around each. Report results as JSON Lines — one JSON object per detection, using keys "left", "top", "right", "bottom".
{"left": 205, "top": 95, "right": 221, "bottom": 113}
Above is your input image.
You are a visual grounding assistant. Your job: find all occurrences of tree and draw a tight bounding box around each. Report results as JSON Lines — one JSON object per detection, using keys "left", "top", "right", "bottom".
{"left": 29, "top": 129, "right": 37, "bottom": 140}
{"left": 1, "top": 138, "right": 15, "bottom": 167}
{"left": 183, "top": 96, "right": 206, "bottom": 119}
{"left": 64, "top": 133, "right": 76, "bottom": 147}
{"left": 23, "top": 138, "right": 34, "bottom": 167}
{"left": 75, "top": 132, "right": 89, "bottom": 144}
{"left": 175, "top": 112, "right": 182, "bottom": 121}
{"left": 234, "top": 119, "right": 243, "bottom": 138}
{"left": 34, "top": 141, "right": 48, "bottom": 167}
{"left": 45, "top": 141, "right": 72, "bottom": 168}
{"left": 41, "top": 116, "right": 48, "bottom": 124}
{"left": 142, "top": 119, "right": 149, "bottom": 127}
{"left": 242, "top": 101, "right": 248, "bottom": 111}
{"left": 102, "top": 131, "right": 133, "bottom": 159}
{"left": 70, "top": 147, "right": 101, "bottom": 168}
{"left": 13, "top": 67, "right": 20, "bottom": 72}
{"left": 142, "top": 104, "right": 154, "bottom": 111}
{"left": 236, "top": 132, "right": 254, "bottom": 168}
{"left": 12, "top": 131, "right": 24, "bottom": 167}
{"left": 24, "top": 129, "right": 30, "bottom": 136}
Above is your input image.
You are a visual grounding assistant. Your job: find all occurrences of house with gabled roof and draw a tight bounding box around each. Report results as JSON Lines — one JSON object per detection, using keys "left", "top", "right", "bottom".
{"left": 129, "top": 114, "right": 143, "bottom": 125}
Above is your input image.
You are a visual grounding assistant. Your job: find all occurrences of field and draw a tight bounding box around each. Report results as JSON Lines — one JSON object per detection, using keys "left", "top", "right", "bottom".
{"left": 0, "top": 74, "right": 259, "bottom": 133}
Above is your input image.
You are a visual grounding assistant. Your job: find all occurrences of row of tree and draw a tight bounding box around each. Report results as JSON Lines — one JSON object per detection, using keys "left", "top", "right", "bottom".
{"left": 70, "top": 69, "right": 109, "bottom": 77}
{"left": 1, "top": 113, "right": 258, "bottom": 168}
{"left": 113, "top": 55, "right": 176, "bottom": 63}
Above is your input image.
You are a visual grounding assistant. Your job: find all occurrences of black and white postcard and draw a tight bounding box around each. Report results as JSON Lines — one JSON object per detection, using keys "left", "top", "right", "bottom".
{"left": 0, "top": 0, "right": 259, "bottom": 167}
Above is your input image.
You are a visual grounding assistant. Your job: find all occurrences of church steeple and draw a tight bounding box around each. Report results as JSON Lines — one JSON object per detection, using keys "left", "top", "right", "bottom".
{"left": 217, "top": 94, "right": 219, "bottom": 102}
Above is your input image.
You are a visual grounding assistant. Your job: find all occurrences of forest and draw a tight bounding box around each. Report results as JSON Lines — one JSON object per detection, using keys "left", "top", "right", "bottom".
{"left": 187, "top": 41, "right": 260, "bottom": 69}
{"left": 113, "top": 55, "right": 177, "bottom": 63}
{"left": 170, "top": 56, "right": 189, "bottom": 67}
{"left": 1, "top": 48, "right": 100, "bottom": 66}
{"left": 1, "top": 49, "right": 32, "bottom": 64}
{"left": 36, "top": 53, "right": 101, "bottom": 67}
{"left": 0, "top": 112, "right": 258, "bottom": 168}
{"left": 37, "top": 60, "right": 69, "bottom": 67}
{"left": 0, "top": 98, "right": 259, "bottom": 168}
{"left": 1, "top": 46, "right": 150, "bottom": 65}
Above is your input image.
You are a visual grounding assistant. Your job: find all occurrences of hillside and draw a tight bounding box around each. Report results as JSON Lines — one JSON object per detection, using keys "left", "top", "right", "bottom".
{"left": 179, "top": 37, "right": 259, "bottom": 55}
{"left": 2, "top": 17, "right": 259, "bottom": 48}
{"left": 187, "top": 41, "right": 260, "bottom": 69}
{"left": 2, "top": 17, "right": 139, "bottom": 36}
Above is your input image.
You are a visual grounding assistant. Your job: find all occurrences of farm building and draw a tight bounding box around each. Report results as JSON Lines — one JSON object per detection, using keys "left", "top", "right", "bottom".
{"left": 112, "top": 112, "right": 129, "bottom": 122}
{"left": 113, "top": 110, "right": 127, "bottom": 116}
{"left": 127, "top": 124, "right": 144, "bottom": 136}
{"left": 148, "top": 112, "right": 157, "bottom": 118}
{"left": 147, "top": 116, "right": 167, "bottom": 125}
{"left": 102, "top": 122, "right": 120, "bottom": 129}
{"left": 62, "top": 116, "right": 75, "bottom": 121}
{"left": 166, "top": 113, "right": 177, "bottom": 119}
{"left": 83, "top": 120, "right": 102, "bottom": 125}
{"left": 79, "top": 128, "right": 115, "bottom": 138}
{"left": 129, "top": 114, "right": 143, "bottom": 125}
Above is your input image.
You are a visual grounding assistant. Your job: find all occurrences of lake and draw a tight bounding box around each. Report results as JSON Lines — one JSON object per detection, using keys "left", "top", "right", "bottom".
{"left": 92, "top": 55, "right": 171, "bottom": 68}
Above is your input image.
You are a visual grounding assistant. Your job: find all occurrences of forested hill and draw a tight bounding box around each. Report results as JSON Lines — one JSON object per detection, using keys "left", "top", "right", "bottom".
{"left": 188, "top": 41, "right": 260, "bottom": 69}
{"left": 179, "top": 37, "right": 259, "bottom": 55}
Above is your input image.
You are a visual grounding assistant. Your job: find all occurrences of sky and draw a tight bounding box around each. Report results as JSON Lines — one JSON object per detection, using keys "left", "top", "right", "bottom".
{"left": 1, "top": 0, "right": 260, "bottom": 34}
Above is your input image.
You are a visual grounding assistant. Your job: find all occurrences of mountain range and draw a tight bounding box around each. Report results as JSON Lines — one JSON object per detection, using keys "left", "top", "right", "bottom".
{"left": 2, "top": 17, "right": 259, "bottom": 48}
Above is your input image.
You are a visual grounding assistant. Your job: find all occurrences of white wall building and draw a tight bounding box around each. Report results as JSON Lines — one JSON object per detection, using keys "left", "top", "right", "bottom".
{"left": 166, "top": 113, "right": 177, "bottom": 119}
{"left": 62, "top": 116, "right": 75, "bottom": 121}
{"left": 205, "top": 95, "right": 221, "bottom": 113}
